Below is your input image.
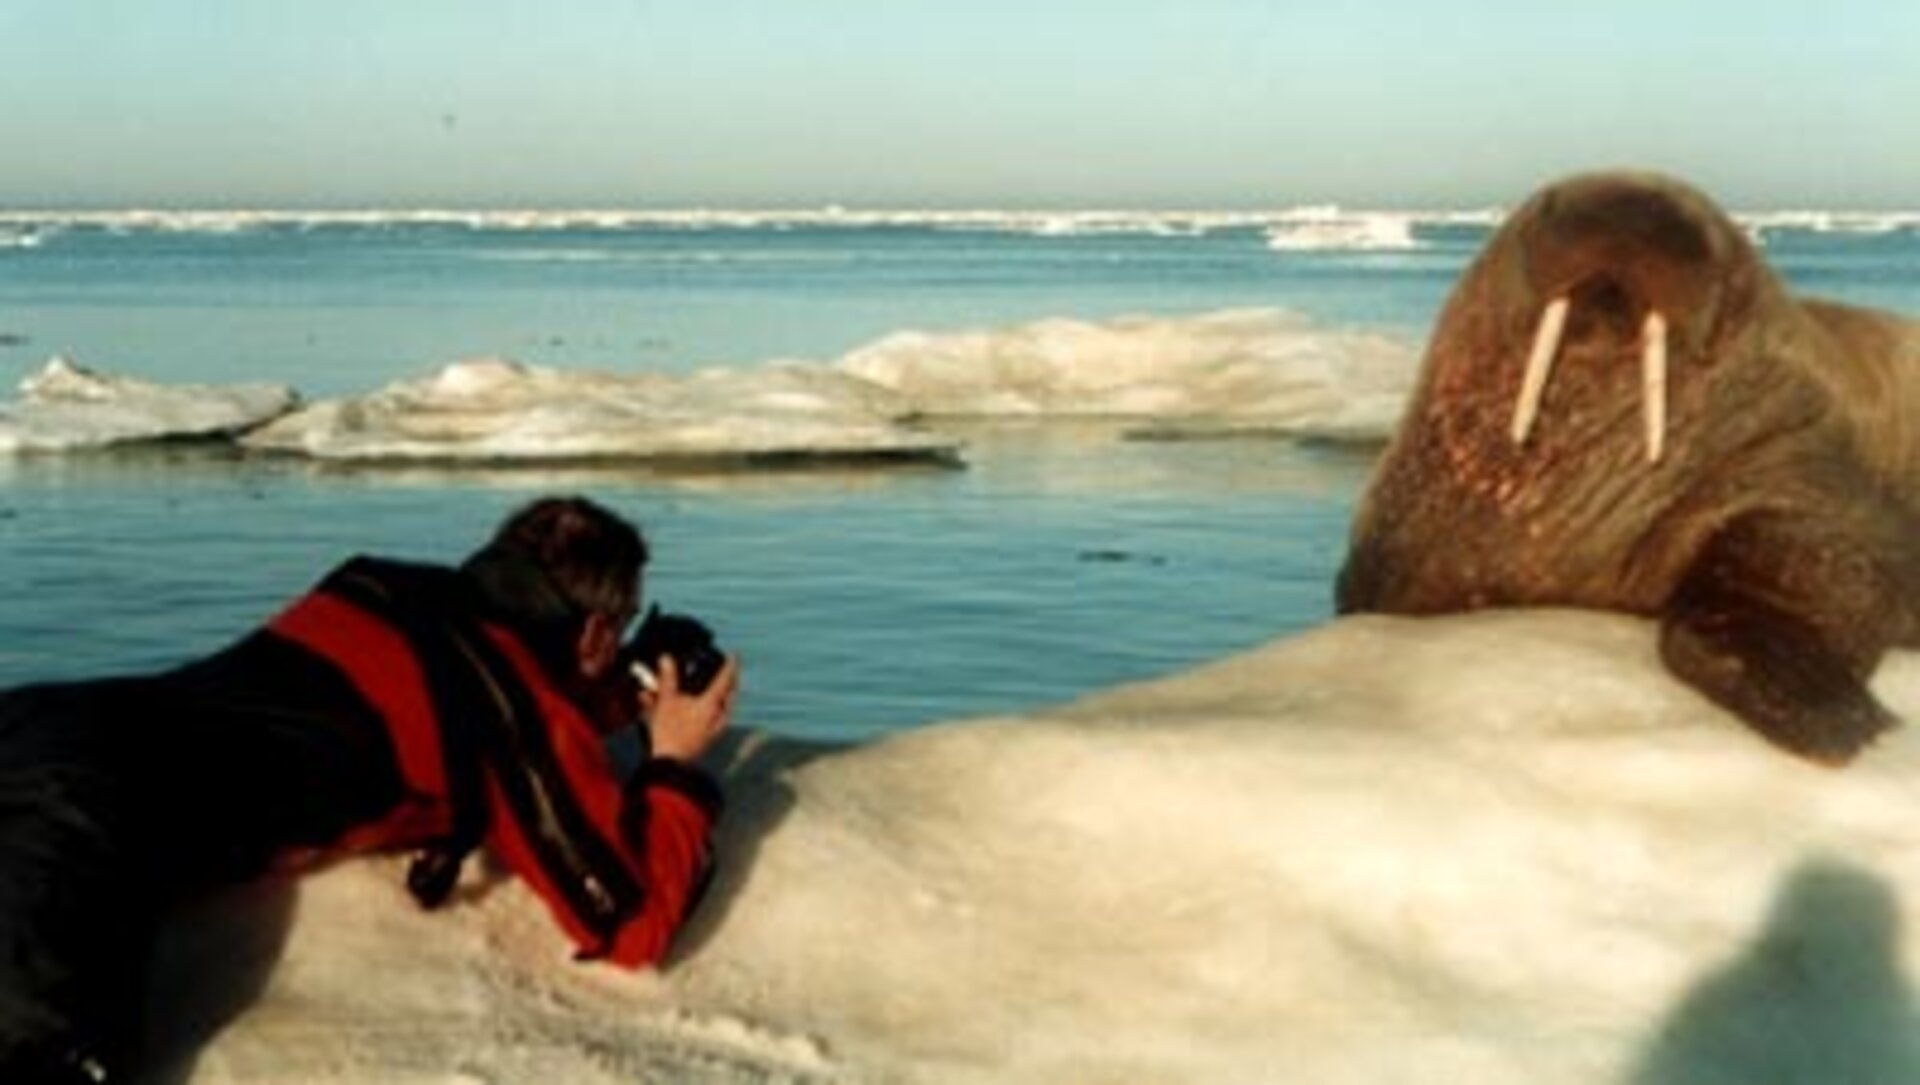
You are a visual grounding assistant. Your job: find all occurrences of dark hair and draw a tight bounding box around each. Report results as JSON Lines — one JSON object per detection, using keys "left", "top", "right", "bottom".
{"left": 459, "top": 496, "right": 648, "bottom": 662}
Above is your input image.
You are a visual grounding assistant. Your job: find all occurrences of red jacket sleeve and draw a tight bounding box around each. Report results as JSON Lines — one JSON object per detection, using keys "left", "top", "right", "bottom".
{"left": 605, "top": 758, "right": 724, "bottom": 968}
{"left": 475, "top": 626, "right": 725, "bottom": 969}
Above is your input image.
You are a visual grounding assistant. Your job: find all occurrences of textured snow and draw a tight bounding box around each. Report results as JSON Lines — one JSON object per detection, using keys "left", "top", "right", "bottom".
{"left": 836, "top": 308, "right": 1414, "bottom": 439}
{"left": 0, "top": 357, "right": 296, "bottom": 452}
{"left": 6, "top": 309, "right": 1416, "bottom": 463}
{"left": 239, "top": 357, "right": 953, "bottom": 465}
{"left": 165, "top": 610, "right": 1920, "bottom": 1084}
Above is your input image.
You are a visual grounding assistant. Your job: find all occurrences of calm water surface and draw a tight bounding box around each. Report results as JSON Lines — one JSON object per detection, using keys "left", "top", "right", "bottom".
{"left": 0, "top": 427, "right": 1371, "bottom": 741}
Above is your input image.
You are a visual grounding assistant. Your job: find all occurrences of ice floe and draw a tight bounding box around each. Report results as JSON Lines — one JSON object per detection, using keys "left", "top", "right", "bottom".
{"left": 4, "top": 308, "right": 1417, "bottom": 463}
{"left": 8, "top": 206, "right": 1917, "bottom": 255}
{"left": 1264, "top": 208, "right": 1425, "bottom": 251}
{"left": 241, "top": 356, "right": 953, "bottom": 465}
{"left": 838, "top": 308, "right": 1415, "bottom": 439}
{"left": 0, "top": 357, "right": 296, "bottom": 453}
{"left": 166, "top": 609, "right": 1920, "bottom": 1083}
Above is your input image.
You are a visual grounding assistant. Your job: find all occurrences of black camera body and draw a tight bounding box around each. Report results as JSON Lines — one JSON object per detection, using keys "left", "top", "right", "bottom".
{"left": 621, "top": 606, "right": 724, "bottom": 696}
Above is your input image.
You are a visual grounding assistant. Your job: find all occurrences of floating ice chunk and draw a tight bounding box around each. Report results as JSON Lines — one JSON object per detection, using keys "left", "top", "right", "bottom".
{"left": 1741, "top": 209, "right": 1920, "bottom": 244}
{"left": 0, "top": 205, "right": 1510, "bottom": 242}
{"left": 1265, "top": 208, "right": 1422, "bottom": 251}
{"left": 242, "top": 356, "right": 952, "bottom": 464}
{"left": 6, "top": 309, "right": 1418, "bottom": 460}
{"left": 173, "top": 610, "right": 1920, "bottom": 1083}
{"left": 837, "top": 308, "right": 1416, "bottom": 439}
{"left": 0, "top": 356, "right": 297, "bottom": 453}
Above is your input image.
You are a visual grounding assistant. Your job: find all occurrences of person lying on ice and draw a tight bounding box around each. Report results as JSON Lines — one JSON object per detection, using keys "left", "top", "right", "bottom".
{"left": 0, "top": 494, "right": 738, "bottom": 1084}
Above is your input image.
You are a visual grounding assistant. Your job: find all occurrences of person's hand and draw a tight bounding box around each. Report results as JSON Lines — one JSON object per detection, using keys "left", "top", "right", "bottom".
{"left": 642, "top": 652, "right": 739, "bottom": 763}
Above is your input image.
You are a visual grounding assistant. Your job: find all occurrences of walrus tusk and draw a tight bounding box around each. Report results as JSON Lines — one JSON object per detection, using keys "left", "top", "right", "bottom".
{"left": 1510, "top": 296, "right": 1570, "bottom": 446}
{"left": 1642, "top": 310, "right": 1667, "bottom": 463}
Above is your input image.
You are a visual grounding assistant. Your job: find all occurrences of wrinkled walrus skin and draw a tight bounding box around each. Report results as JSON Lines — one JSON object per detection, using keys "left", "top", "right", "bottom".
{"left": 1337, "top": 171, "right": 1920, "bottom": 764}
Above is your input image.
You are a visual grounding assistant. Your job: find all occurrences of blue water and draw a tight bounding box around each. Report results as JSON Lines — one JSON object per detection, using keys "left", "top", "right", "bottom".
{"left": 2, "top": 214, "right": 1915, "bottom": 740}
{"left": 0, "top": 220, "right": 1462, "bottom": 393}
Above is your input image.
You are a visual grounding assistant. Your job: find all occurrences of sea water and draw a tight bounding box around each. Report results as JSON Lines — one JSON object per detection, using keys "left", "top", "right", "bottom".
{"left": 2, "top": 208, "right": 1916, "bottom": 741}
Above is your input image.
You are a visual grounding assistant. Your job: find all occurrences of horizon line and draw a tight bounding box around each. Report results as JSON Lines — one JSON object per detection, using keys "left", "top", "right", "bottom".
{"left": 5, "top": 203, "right": 1920, "bottom": 220}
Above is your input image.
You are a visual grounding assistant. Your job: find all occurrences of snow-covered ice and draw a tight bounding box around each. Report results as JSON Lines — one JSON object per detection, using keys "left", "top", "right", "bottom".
{"left": 249, "top": 309, "right": 1417, "bottom": 463}
{"left": 240, "top": 357, "right": 955, "bottom": 465}
{"left": 165, "top": 609, "right": 1920, "bottom": 1084}
{"left": 836, "top": 308, "right": 1414, "bottom": 439}
{"left": 4, "top": 308, "right": 1417, "bottom": 464}
{"left": 0, "top": 357, "right": 296, "bottom": 453}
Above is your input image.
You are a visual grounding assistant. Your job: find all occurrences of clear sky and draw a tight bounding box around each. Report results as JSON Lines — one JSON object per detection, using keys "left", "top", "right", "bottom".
{"left": 2, "top": 0, "right": 1915, "bottom": 210}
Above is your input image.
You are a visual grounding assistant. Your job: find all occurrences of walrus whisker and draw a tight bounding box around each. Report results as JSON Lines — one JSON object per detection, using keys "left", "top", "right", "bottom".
{"left": 1510, "top": 296, "right": 1570, "bottom": 446}
{"left": 1642, "top": 310, "right": 1667, "bottom": 463}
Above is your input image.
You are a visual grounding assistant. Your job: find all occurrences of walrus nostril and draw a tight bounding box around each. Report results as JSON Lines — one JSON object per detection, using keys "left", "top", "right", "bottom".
{"left": 1573, "top": 276, "right": 1632, "bottom": 321}
{"left": 1559, "top": 276, "right": 1644, "bottom": 346}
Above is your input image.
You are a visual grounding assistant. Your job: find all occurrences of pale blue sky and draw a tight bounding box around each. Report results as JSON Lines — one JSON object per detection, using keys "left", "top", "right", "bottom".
{"left": 2, "top": 0, "right": 1915, "bottom": 209}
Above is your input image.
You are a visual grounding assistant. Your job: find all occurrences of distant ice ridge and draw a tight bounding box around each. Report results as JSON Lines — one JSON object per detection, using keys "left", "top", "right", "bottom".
{"left": 1263, "top": 208, "right": 1426, "bottom": 251}
{"left": 1744, "top": 210, "right": 1920, "bottom": 241}
{"left": 5, "top": 206, "right": 1915, "bottom": 251}
{"left": 0, "top": 206, "right": 1491, "bottom": 240}
{"left": 0, "top": 357, "right": 296, "bottom": 453}
{"left": 172, "top": 609, "right": 1920, "bottom": 1083}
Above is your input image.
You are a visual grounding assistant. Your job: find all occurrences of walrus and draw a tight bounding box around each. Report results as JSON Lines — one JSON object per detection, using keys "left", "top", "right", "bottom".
{"left": 1336, "top": 170, "right": 1920, "bottom": 764}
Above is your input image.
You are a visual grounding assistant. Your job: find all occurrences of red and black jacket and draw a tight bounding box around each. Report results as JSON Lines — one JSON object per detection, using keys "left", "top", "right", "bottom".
{"left": 265, "top": 556, "right": 721, "bottom": 968}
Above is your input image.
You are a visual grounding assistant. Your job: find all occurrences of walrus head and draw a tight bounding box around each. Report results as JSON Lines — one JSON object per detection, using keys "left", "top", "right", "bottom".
{"left": 1495, "top": 173, "right": 1787, "bottom": 466}
{"left": 1509, "top": 176, "right": 1747, "bottom": 462}
{"left": 1340, "top": 170, "right": 1920, "bottom": 764}
{"left": 1344, "top": 171, "right": 1825, "bottom": 613}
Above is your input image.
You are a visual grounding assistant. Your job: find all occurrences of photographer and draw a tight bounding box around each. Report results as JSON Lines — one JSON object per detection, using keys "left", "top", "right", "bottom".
{"left": 0, "top": 495, "right": 737, "bottom": 1084}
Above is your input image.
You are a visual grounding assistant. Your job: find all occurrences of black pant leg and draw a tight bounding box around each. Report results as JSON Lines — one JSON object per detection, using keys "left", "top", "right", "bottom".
{"left": 0, "top": 684, "right": 160, "bottom": 1083}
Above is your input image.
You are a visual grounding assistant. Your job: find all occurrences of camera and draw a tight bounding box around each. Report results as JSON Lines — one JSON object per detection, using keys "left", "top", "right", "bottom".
{"left": 621, "top": 605, "right": 724, "bottom": 696}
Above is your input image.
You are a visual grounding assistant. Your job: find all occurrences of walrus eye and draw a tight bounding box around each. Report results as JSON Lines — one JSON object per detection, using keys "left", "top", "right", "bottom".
{"left": 1509, "top": 295, "right": 1570, "bottom": 446}
{"left": 1642, "top": 310, "right": 1668, "bottom": 464}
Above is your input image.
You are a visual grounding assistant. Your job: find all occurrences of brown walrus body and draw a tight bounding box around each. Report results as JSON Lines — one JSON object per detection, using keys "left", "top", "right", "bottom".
{"left": 1337, "top": 171, "right": 1920, "bottom": 764}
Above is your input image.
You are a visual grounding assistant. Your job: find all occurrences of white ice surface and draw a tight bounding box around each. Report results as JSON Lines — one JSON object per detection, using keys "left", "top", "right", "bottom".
{"left": 237, "top": 309, "right": 1417, "bottom": 462}
{"left": 837, "top": 308, "right": 1415, "bottom": 438}
{"left": 240, "top": 357, "right": 951, "bottom": 464}
{"left": 170, "top": 610, "right": 1920, "bottom": 1084}
{"left": 0, "top": 207, "right": 1507, "bottom": 240}
{"left": 0, "top": 357, "right": 296, "bottom": 453}
{"left": 1263, "top": 210, "right": 1422, "bottom": 251}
